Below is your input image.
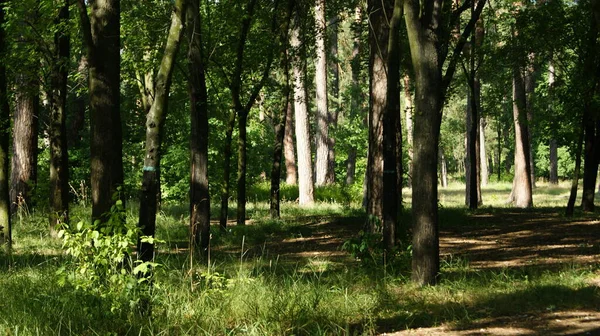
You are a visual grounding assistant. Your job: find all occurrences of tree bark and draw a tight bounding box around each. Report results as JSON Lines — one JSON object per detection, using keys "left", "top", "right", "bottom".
{"left": 283, "top": 100, "right": 297, "bottom": 185}
{"left": 549, "top": 139, "right": 558, "bottom": 184}
{"left": 525, "top": 56, "right": 537, "bottom": 189}
{"left": 219, "top": 111, "right": 236, "bottom": 229}
{"left": 440, "top": 151, "right": 448, "bottom": 188}
{"left": 77, "top": 0, "right": 124, "bottom": 222}
{"left": 10, "top": 72, "right": 39, "bottom": 215}
{"left": 480, "top": 117, "right": 488, "bottom": 186}
{"left": 346, "top": 6, "right": 362, "bottom": 185}
{"left": 382, "top": 0, "right": 402, "bottom": 252}
{"left": 187, "top": 0, "right": 210, "bottom": 252}
{"left": 366, "top": 0, "right": 390, "bottom": 230}
{"left": 403, "top": 74, "right": 414, "bottom": 187}
{"left": 566, "top": 122, "right": 585, "bottom": 217}
{"left": 510, "top": 66, "right": 533, "bottom": 208}
{"left": 49, "top": 0, "right": 70, "bottom": 232}
{"left": 0, "top": 0, "right": 11, "bottom": 250}
{"left": 291, "top": 12, "right": 314, "bottom": 205}
{"left": 326, "top": 14, "right": 339, "bottom": 185}
{"left": 138, "top": 0, "right": 185, "bottom": 263}
{"left": 314, "top": 0, "right": 330, "bottom": 186}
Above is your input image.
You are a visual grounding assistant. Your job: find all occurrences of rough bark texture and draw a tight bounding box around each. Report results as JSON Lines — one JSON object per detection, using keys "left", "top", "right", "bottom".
{"left": 78, "top": 0, "right": 124, "bottom": 222}
{"left": 49, "top": 0, "right": 70, "bottom": 231}
{"left": 314, "top": 0, "right": 330, "bottom": 186}
{"left": 187, "top": 0, "right": 210, "bottom": 252}
{"left": 366, "top": 0, "right": 390, "bottom": 230}
{"left": 382, "top": 0, "right": 402, "bottom": 252}
{"left": 291, "top": 13, "right": 314, "bottom": 205}
{"left": 10, "top": 72, "right": 39, "bottom": 215}
{"left": 510, "top": 67, "right": 533, "bottom": 208}
{"left": 0, "top": 0, "right": 11, "bottom": 250}
{"left": 283, "top": 100, "right": 297, "bottom": 184}
{"left": 138, "top": 0, "right": 185, "bottom": 263}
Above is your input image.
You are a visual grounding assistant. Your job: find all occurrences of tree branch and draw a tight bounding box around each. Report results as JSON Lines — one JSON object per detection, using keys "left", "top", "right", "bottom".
{"left": 76, "top": 0, "right": 94, "bottom": 60}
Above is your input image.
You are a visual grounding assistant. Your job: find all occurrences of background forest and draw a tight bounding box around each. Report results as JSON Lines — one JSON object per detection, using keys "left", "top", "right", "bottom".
{"left": 1, "top": 0, "right": 600, "bottom": 334}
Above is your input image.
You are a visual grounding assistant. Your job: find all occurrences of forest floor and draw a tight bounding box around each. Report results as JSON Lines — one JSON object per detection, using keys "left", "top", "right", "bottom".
{"left": 226, "top": 205, "right": 600, "bottom": 335}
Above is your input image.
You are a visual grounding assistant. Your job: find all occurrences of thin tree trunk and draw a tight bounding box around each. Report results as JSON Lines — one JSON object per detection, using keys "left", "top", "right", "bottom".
{"left": 326, "top": 14, "right": 339, "bottom": 185}
{"left": 480, "top": 117, "right": 488, "bottom": 186}
{"left": 403, "top": 74, "right": 414, "bottom": 187}
{"left": 366, "top": 0, "right": 390, "bottom": 230}
{"left": 49, "top": 0, "right": 70, "bottom": 232}
{"left": 566, "top": 122, "right": 585, "bottom": 217}
{"left": 549, "top": 139, "right": 558, "bottom": 184}
{"left": 345, "top": 148, "right": 356, "bottom": 185}
{"left": 382, "top": 0, "right": 402, "bottom": 252}
{"left": 219, "top": 111, "right": 236, "bottom": 229}
{"left": 0, "top": 0, "right": 11, "bottom": 251}
{"left": 236, "top": 111, "right": 248, "bottom": 226}
{"left": 314, "top": 0, "right": 329, "bottom": 186}
{"left": 187, "top": 0, "right": 211, "bottom": 252}
{"left": 283, "top": 100, "right": 297, "bottom": 184}
{"left": 525, "top": 56, "right": 537, "bottom": 188}
{"left": 77, "top": 0, "right": 124, "bottom": 222}
{"left": 291, "top": 13, "right": 314, "bottom": 205}
{"left": 346, "top": 6, "right": 362, "bottom": 185}
{"left": 440, "top": 151, "right": 448, "bottom": 188}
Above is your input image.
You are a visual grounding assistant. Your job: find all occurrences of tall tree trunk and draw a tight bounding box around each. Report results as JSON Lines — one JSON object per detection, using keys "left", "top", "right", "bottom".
{"left": 283, "top": 100, "right": 297, "bottom": 184}
{"left": 440, "top": 151, "right": 448, "bottom": 188}
{"left": 480, "top": 117, "right": 488, "bottom": 186}
{"left": 219, "top": 111, "right": 236, "bottom": 229}
{"left": 465, "top": 85, "right": 480, "bottom": 208}
{"left": 366, "top": 0, "right": 390, "bottom": 230}
{"left": 77, "top": 0, "right": 124, "bottom": 222}
{"left": 403, "top": 74, "right": 414, "bottom": 187}
{"left": 187, "top": 0, "right": 211, "bottom": 252}
{"left": 549, "top": 139, "right": 558, "bottom": 184}
{"left": 326, "top": 14, "right": 339, "bottom": 185}
{"left": 382, "top": 0, "right": 402, "bottom": 252}
{"left": 138, "top": 0, "right": 185, "bottom": 263}
{"left": 314, "top": 0, "right": 330, "bottom": 186}
{"left": 49, "top": 0, "right": 70, "bottom": 232}
{"left": 236, "top": 111, "right": 248, "bottom": 226}
{"left": 510, "top": 66, "right": 533, "bottom": 208}
{"left": 10, "top": 73, "right": 39, "bottom": 215}
{"left": 525, "top": 56, "right": 537, "bottom": 188}
{"left": 291, "top": 13, "right": 314, "bottom": 205}
{"left": 0, "top": 0, "right": 11, "bottom": 250}
{"left": 566, "top": 121, "right": 585, "bottom": 217}
{"left": 346, "top": 6, "right": 362, "bottom": 185}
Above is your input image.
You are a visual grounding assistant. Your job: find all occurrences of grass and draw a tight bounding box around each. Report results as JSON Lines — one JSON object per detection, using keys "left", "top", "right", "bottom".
{"left": 0, "top": 181, "right": 599, "bottom": 335}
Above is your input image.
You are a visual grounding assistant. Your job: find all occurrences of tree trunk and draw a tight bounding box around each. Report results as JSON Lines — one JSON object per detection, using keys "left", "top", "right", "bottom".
{"left": 403, "top": 74, "right": 414, "bottom": 187}
{"left": 346, "top": 6, "right": 362, "bottom": 185}
{"left": 510, "top": 66, "right": 533, "bottom": 208}
{"left": 326, "top": 14, "right": 339, "bottom": 185}
{"left": 566, "top": 122, "right": 585, "bottom": 217}
{"left": 525, "top": 57, "right": 537, "bottom": 189}
{"left": 480, "top": 117, "right": 488, "bottom": 186}
{"left": 440, "top": 151, "right": 448, "bottom": 188}
{"left": 345, "top": 148, "right": 356, "bottom": 185}
{"left": 10, "top": 73, "right": 39, "bottom": 215}
{"left": 465, "top": 84, "right": 480, "bottom": 208}
{"left": 283, "top": 100, "right": 297, "bottom": 184}
{"left": 366, "top": 0, "right": 390, "bottom": 230}
{"left": 138, "top": 0, "right": 185, "bottom": 263}
{"left": 291, "top": 13, "right": 314, "bottom": 205}
{"left": 0, "top": 0, "right": 11, "bottom": 250}
{"left": 219, "top": 111, "right": 236, "bottom": 229}
{"left": 187, "top": 0, "right": 211, "bottom": 252}
{"left": 77, "top": 0, "right": 124, "bottom": 222}
{"left": 49, "top": 0, "right": 70, "bottom": 232}
{"left": 382, "top": 0, "right": 402, "bottom": 252}
{"left": 236, "top": 111, "right": 248, "bottom": 226}
{"left": 314, "top": 0, "right": 330, "bottom": 186}
{"left": 549, "top": 139, "right": 558, "bottom": 184}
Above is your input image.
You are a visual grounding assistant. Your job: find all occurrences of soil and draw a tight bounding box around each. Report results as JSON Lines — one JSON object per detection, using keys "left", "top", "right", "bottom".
{"left": 249, "top": 209, "right": 600, "bottom": 335}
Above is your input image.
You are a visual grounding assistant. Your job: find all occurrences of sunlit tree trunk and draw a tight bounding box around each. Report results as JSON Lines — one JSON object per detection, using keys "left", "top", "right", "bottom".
{"left": 49, "top": 0, "right": 70, "bottom": 232}
{"left": 314, "top": 0, "right": 330, "bottom": 186}
{"left": 510, "top": 66, "right": 533, "bottom": 208}
{"left": 480, "top": 117, "right": 488, "bottom": 186}
{"left": 77, "top": 0, "right": 124, "bottom": 222}
{"left": 326, "top": 14, "right": 339, "bottom": 184}
{"left": 440, "top": 151, "right": 448, "bottom": 188}
{"left": 291, "top": 13, "right": 314, "bottom": 205}
{"left": 283, "top": 100, "right": 297, "bottom": 185}
{"left": 346, "top": 6, "right": 362, "bottom": 185}
{"left": 0, "top": 0, "right": 11, "bottom": 251}
{"left": 403, "top": 74, "right": 414, "bottom": 187}
{"left": 187, "top": 0, "right": 210, "bottom": 252}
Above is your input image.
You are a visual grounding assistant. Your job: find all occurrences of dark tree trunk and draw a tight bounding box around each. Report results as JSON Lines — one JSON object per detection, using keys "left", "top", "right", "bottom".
{"left": 219, "top": 111, "right": 236, "bottom": 230}
{"left": 49, "top": 0, "right": 70, "bottom": 232}
{"left": 566, "top": 123, "right": 585, "bottom": 217}
{"left": 236, "top": 111, "right": 248, "bottom": 226}
{"left": 549, "top": 139, "right": 558, "bottom": 184}
{"left": 382, "top": 0, "right": 402, "bottom": 251}
{"left": 187, "top": 0, "right": 211, "bottom": 252}
{"left": 10, "top": 73, "right": 39, "bottom": 215}
{"left": 366, "top": 0, "right": 391, "bottom": 230}
{"left": 77, "top": 0, "right": 124, "bottom": 222}
{"left": 283, "top": 100, "right": 297, "bottom": 185}
{"left": 0, "top": 0, "right": 11, "bottom": 250}
{"left": 137, "top": 0, "right": 185, "bottom": 263}
{"left": 345, "top": 148, "right": 356, "bottom": 185}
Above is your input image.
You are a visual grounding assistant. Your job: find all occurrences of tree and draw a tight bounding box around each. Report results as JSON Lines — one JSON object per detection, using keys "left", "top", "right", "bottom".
{"left": 77, "top": 0, "right": 124, "bottom": 222}
{"left": 187, "top": 0, "right": 210, "bottom": 252}
{"left": 291, "top": 8, "right": 314, "bottom": 205}
{"left": 138, "top": 0, "right": 186, "bottom": 263}
{"left": 404, "top": 0, "right": 485, "bottom": 285}
{"left": 283, "top": 101, "right": 297, "bottom": 185}
{"left": 49, "top": 0, "right": 70, "bottom": 232}
{"left": 0, "top": 0, "right": 10, "bottom": 251}
{"left": 314, "top": 0, "right": 330, "bottom": 186}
